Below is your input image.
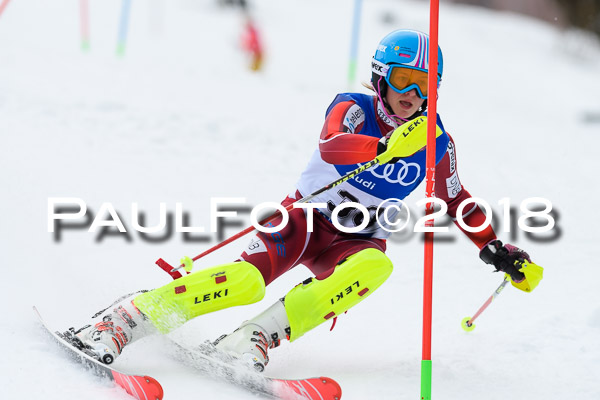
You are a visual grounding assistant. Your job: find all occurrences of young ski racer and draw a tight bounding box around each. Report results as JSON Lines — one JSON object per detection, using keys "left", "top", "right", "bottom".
{"left": 67, "top": 30, "right": 544, "bottom": 372}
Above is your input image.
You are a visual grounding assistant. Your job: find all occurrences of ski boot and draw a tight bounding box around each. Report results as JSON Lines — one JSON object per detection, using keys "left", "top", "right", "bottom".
{"left": 65, "top": 295, "right": 156, "bottom": 364}
{"left": 214, "top": 299, "right": 290, "bottom": 372}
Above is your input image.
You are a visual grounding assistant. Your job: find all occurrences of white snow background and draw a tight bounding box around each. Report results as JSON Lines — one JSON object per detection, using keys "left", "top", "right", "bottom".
{"left": 1, "top": 0, "right": 599, "bottom": 399}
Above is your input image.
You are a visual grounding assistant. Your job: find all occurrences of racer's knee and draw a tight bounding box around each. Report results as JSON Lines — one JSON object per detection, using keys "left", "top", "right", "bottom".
{"left": 283, "top": 248, "right": 393, "bottom": 341}
{"left": 133, "top": 261, "right": 265, "bottom": 333}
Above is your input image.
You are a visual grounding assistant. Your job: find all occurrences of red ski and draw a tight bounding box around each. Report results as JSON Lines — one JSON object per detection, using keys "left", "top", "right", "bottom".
{"left": 33, "top": 306, "right": 164, "bottom": 400}
{"left": 171, "top": 340, "right": 342, "bottom": 399}
{"left": 272, "top": 376, "right": 342, "bottom": 400}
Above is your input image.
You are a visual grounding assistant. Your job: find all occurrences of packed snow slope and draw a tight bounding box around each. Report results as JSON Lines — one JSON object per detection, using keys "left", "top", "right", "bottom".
{"left": 1, "top": 0, "right": 599, "bottom": 399}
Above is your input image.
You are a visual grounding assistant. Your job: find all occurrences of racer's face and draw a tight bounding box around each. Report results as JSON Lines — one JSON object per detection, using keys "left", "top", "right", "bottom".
{"left": 385, "top": 88, "right": 425, "bottom": 119}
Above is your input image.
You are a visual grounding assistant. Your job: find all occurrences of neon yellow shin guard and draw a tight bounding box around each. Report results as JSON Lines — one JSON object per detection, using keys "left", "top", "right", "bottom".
{"left": 284, "top": 248, "right": 393, "bottom": 342}
{"left": 133, "top": 261, "right": 265, "bottom": 333}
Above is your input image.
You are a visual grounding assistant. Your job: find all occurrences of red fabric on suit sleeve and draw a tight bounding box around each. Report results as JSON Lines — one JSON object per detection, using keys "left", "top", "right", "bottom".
{"left": 319, "top": 101, "right": 379, "bottom": 165}
{"left": 434, "top": 133, "right": 497, "bottom": 249}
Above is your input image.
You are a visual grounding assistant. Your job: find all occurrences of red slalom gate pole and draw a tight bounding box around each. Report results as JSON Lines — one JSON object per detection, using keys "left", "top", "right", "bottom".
{"left": 421, "top": 1, "right": 440, "bottom": 399}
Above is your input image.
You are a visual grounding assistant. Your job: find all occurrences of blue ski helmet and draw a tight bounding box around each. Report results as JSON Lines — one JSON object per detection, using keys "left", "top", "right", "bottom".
{"left": 371, "top": 30, "right": 443, "bottom": 99}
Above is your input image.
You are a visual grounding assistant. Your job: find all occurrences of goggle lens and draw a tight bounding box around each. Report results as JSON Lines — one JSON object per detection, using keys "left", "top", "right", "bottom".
{"left": 387, "top": 67, "right": 430, "bottom": 99}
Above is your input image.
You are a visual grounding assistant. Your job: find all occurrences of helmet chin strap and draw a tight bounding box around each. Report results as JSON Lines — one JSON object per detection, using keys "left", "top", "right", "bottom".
{"left": 375, "top": 76, "right": 406, "bottom": 125}
{"left": 375, "top": 76, "right": 425, "bottom": 125}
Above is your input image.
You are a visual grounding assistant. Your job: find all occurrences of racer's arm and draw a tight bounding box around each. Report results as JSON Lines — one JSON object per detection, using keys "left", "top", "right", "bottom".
{"left": 435, "top": 134, "right": 543, "bottom": 292}
{"left": 319, "top": 100, "right": 379, "bottom": 165}
{"left": 434, "top": 133, "right": 496, "bottom": 249}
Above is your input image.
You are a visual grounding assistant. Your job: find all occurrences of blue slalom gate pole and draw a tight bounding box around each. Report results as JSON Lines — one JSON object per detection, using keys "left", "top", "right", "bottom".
{"left": 80, "top": 0, "right": 90, "bottom": 51}
{"left": 116, "top": 0, "right": 132, "bottom": 56}
{"left": 347, "top": 0, "right": 363, "bottom": 88}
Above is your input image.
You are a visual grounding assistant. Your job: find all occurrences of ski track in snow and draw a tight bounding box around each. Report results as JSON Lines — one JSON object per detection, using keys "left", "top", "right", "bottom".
{"left": 1, "top": 0, "right": 599, "bottom": 399}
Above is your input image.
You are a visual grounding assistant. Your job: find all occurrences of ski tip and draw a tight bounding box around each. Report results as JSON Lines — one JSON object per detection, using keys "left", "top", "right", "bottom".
{"left": 142, "top": 375, "right": 164, "bottom": 400}
{"left": 32, "top": 306, "right": 45, "bottom": 324}
{"left": 112, "top": 372, "right": 164, "bottom": 400}
{"left": 317, "top": 376, "right": 343, "bottom": 400}
{"left": 274, "top": 375, "right": 343, "bottom": 400}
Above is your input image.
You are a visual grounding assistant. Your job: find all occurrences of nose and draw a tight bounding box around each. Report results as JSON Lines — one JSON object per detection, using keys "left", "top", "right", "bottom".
{"left": 404, "top": 88, "right": 418, "bottom": 97}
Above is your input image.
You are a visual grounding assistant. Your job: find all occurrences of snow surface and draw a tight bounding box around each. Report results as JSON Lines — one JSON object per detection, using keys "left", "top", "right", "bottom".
{"left": 1, "top": 0, "right": 600, "bottom": 399}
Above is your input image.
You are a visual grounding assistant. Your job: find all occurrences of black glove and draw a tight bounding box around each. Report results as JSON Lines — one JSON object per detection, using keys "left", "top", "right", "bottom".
{"left": 377, "top": 131, "right": 400, "bottom": 164}
{"left": 479, "top": 240, "right": 531, "bottom": 282}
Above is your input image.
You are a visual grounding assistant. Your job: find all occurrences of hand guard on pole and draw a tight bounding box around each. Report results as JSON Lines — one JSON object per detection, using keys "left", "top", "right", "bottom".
{"left": 479, "top": 240, "right": 543, "bottom": 292}
{"left": 376, "top": 116, "right": 443, "bottom": 164}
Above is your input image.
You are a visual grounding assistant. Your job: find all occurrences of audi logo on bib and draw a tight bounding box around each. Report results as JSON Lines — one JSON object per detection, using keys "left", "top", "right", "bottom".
{"left": 368, "top": 161, "right": 421, "bottom": 186}
{"left": 333, "top": 152, "right": 428, "bottom": 201}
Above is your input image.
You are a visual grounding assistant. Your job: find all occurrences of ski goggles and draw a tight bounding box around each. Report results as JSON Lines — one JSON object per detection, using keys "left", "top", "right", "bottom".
{"left": 386, "top": 66, "right": 432, "bottom": 99}
{"left": 372, "top": 60, "right": 440, "bottom": 99}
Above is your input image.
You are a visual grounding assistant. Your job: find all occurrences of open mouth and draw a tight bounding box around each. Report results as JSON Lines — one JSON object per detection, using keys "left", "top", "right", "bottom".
{"left": 399, "top": 100, "right": 413, "bottom": 110}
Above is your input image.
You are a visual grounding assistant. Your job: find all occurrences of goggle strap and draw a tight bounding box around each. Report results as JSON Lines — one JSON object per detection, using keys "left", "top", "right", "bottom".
{"left": 371, "top": 59, "right": 389, "bottom": 77}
